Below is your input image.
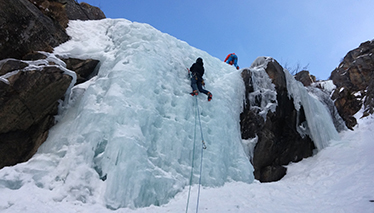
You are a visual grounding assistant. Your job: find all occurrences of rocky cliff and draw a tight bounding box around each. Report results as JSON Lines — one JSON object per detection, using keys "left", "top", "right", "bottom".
{"left": 330, "top": 40, "right": 374, "bottom": 129}
{"left": 0, "top": 0, "right": 104, "bottom": 169}
{"left": 239, "top": 40, "right": 374, "bottom": 182}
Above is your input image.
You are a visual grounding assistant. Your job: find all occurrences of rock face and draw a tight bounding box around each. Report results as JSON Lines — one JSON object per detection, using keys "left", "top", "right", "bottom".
{"left": 0, "top": 54, "right": 99, "bottom": 169}
{"left": 0, "top": 0, "right": 69, "bottom": 60}
{"left": 62, "top": 58, "right": 100, "bottom": 84}
{"left": 64, "top": 1, "right": 106, "bottom": 21}
{"left": 0, "top": 65, "right": 72, "bottom": 168}
{"left": 0, "top": 0, "right": 106, "bottom": 61}
{"left": 240, "top": 59, "right": 315, "bottom": 182}
{"left": 294, "top": 70, "right": 316, "bottom": 87}
{"left": 0, "top": 0, "right": 104, "bottom": 169}
{"left": 330, "top": 40, "right": 374, "bottom": 129}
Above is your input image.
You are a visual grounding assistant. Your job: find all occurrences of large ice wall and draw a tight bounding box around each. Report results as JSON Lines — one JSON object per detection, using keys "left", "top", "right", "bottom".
{"left": 0, "top": 19, "right": 253, "bottom": 209}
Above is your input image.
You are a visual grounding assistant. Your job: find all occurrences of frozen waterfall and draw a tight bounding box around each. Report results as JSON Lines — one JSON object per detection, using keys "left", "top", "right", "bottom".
{"left": 0, "top": 19, "right": 253, "bottom": 209}
{"left": 283, "top": 69, "right": 340, "bottom": 150}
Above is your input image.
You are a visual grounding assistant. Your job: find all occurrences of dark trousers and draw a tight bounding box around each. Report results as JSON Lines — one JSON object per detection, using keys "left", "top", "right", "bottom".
{"left": 191, "top": 76, "right": 209, "bottom": 95}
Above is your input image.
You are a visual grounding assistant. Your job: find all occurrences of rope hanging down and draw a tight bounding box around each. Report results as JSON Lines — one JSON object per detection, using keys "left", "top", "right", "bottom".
{"left": 185, "top": 95, "right": 206, "bottom": 213}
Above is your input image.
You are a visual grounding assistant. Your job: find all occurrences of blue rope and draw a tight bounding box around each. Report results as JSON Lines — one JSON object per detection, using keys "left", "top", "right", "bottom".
{"left": 185, "top": 95, "right": 206, "bottom": 213}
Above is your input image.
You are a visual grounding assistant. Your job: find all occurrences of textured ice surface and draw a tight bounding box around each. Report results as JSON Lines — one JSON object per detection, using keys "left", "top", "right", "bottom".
{"left": 0, "top": 19, "right": 253, "bottom": 209}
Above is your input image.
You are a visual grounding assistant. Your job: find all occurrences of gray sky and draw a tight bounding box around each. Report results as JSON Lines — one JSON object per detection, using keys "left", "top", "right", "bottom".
{"left": 80, "top": 0, "right": 374, "bottom": 80}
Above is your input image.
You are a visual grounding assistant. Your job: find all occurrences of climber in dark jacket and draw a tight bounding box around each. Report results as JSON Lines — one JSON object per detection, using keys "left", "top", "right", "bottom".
{"left": 189, "top": 57, "right": 213, "bottom": 101}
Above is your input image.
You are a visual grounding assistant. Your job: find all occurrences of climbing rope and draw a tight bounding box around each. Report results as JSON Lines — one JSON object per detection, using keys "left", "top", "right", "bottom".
{"left": 185, "top": 95, "right": 206, "bottom": 213}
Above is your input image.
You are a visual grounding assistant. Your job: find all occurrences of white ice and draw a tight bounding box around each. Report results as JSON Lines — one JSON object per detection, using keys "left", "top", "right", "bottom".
{"left": 247, "top": 57, "right": 278, "bottom": 120}
{"left": 0, "top": 18, "right": 253, "bottom": 210}
{"left": 283, "top": 66, "right": 340, "bottom": 150}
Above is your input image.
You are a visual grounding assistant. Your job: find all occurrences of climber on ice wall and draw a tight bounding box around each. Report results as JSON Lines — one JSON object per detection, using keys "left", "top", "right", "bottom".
{"left": 189, "top": 57, "right": 213, "bottom": 101}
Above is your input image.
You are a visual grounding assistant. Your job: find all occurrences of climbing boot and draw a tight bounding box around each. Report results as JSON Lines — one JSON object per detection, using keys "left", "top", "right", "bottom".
{"left": 190, "top": 90, "right": 198, "bottom": 96}
{"left": 207, "top": 92, "right": 212, "bottom": 101}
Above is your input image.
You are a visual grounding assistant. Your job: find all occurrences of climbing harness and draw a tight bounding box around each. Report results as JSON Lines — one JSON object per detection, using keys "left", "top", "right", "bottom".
{"left": 185, "top": 95, "right": 206, "bottom": 213}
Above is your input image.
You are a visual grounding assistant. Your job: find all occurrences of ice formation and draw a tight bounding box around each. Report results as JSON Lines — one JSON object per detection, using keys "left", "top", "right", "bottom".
{"left": 0, "top": 19, "right": 253, "bottom": 209}
{"left": 283, "top": 63, "right": 340, "bottom": 150}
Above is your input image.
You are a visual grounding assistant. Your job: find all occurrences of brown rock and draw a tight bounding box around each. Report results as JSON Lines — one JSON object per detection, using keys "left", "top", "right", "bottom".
{"left": 27, "top": 0, "right": 69, "bottom": 28}
{"left": 61, "top": 58, "right": 100, "bottom": 84}
{"left": 0, "top": 0, "right": 69, "bottom": 60}
{"left": 330, "top": 40, "right": 374, "bottom": 129}
{"left": 22, "top": 51, "right": 48, "bottom": 61}
{"left": 62, "top": 0, "right": 106, "bottom": 20}
{"left": 0, "top": 59, "right": 29, "bottom": 75}
{"left": 295, "top": 70, "right": 314, "bottom": 87}
{"left": 0, "top": 66, "right": 72, "bottom": 168}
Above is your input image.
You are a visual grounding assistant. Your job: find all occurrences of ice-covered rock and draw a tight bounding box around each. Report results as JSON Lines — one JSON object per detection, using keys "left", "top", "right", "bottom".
{"left": 241, "top": 57, "right": 339, "bottom": 182}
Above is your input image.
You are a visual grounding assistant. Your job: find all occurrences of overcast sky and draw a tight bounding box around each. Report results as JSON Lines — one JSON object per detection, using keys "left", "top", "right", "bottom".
{"left": 80, "top": 0, "right": 374, "bottom": 80}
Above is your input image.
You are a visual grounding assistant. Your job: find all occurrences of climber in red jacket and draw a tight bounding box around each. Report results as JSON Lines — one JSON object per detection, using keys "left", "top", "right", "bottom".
{"left": 224, "top": 53, "right": 239, "bottom": 70}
